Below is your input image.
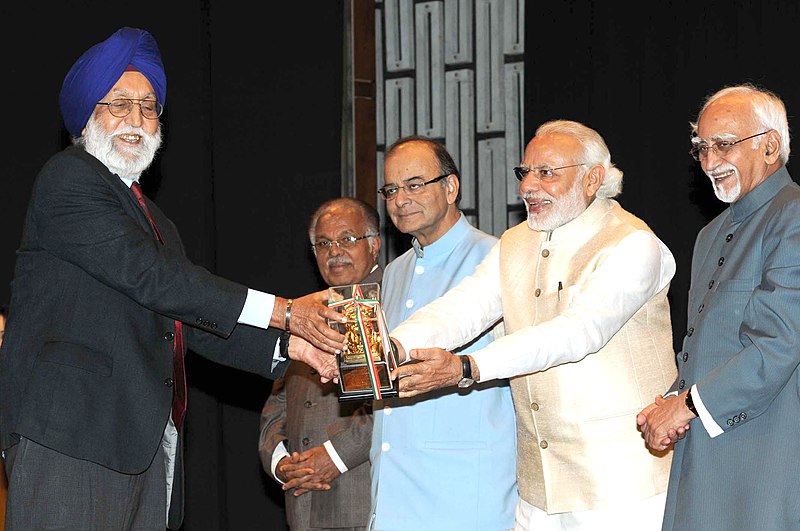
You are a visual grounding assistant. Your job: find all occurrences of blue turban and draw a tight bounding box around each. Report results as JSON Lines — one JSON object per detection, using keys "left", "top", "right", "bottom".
{"left": 59, "top": 27, "right": 167, "bottom": 138}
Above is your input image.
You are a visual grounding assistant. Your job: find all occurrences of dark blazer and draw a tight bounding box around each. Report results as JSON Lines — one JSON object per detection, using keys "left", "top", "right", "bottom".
{"left": 259, "top": 268, "right": 381, "bottom": 531}
{"left": 0, "top": 145, "right": 286, "bottom": 476}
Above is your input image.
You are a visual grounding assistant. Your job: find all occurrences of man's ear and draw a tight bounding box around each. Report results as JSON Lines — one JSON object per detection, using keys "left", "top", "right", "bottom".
{"left": 445, "top": 174, "right": 459, "bottom": 205}
{"left": 764, "top": 131, "right": 781, "bottom": 164}
{"left": 584, "top": 165, "right": 605, "bottom": 197}
{"left": 371, "top": 236, "right": 382, "bottom": 261}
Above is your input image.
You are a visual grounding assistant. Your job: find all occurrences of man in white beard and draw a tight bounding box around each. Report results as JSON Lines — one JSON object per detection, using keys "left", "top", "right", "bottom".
{"left": 0, "top": 26, "right": 344, "bottom": 530}
{"left": 386, "top": 120, "right": 678, "bottom": 531}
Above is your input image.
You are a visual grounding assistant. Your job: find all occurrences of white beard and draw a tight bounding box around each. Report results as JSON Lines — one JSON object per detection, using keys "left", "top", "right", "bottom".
{"left": 524, "top": 178, "right": 589, "bottom": 232}
{"left": 707, "top": 165, "right": 742, "bottom": 203}
{"left": 81, "top": 117, "right": 162, "bottom": 180}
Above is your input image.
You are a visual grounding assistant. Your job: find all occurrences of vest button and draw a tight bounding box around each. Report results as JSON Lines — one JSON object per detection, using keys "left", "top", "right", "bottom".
{"left": 164, "top": 378, "right": 174, "bottom": 387}
{"left": 534, "top": 288, "right": 541, "bottom": 297}
{"left": 539, "top": 440, "right": 548, "bottom": 449}
{"left": 683, "top": 352, "right": 689, "bottom": 362}
{"left": 164, "top": 332, "right": 174, "bottom": 341}
{"left": 687, "top": 327, "right": 694, "bottom": 337}
{"left": 679, "top": 379, "right": 686, "bottom": 389}
{"left": 541, "top": 249, "right": 550, "bottom": 258}
{"left": 530, "top": 402, "right": 539, "bottom": 411}
{"left": 718, "top": 257, "right": 725, "bottom": 266}
{"left": 726, "top": 233, "right": 733, "bottom": 242}
{"left": 708, "top": 279, "right": 715, "bottom": 289}
{"left": 304, "top": 401, "right": 312, "bottom": 408}
{"left": 302, "top": 437, "right": 310, "bottom": 446}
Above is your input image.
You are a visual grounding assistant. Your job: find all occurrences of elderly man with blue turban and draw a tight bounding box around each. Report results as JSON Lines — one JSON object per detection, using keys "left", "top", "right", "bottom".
{"left": 0, "top": 27, "right": 344, "bottom": 530}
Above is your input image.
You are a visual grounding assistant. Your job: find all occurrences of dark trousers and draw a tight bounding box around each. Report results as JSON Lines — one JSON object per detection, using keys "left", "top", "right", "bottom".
{"left": 5, "top": 437, "right": 167, "bottom": 530}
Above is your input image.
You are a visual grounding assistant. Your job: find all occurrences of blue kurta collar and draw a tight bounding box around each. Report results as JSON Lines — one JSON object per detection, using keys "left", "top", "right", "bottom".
{"left": 729, "top": 166, "right": 793, "bottom": 223}
{"left": 411, "top": 212, "right": 470, "bottom": 259}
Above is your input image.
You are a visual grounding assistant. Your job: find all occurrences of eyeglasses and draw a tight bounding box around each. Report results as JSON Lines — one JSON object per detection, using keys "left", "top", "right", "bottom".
{"left": 513, "top": 163, "right": 586, "bottom": 182}
{"left": 311, "top": 234, "right": 374, "bottom": 252}
{"left": 96, "top": 98, "right": 164, "bottom": 120}
{"left": 690, "top": 131, "right": 769, "bottom": 161}
{"left": 378, "top": 174, "right": 449, "bottom": 200}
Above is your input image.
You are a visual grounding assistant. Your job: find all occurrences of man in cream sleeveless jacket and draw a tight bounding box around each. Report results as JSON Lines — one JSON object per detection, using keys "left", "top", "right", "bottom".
{"left": 389, "top": 120, "right": 677, "bottom": 530}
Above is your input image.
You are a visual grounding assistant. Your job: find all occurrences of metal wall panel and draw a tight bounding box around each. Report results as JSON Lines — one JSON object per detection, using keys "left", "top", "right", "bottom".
{"left": 475, "top": 0, "right": 505, "bottom": 133}
{"left": 384, "top": 77, "right": 416, "bottom": 148}
{"left": 504, "top": 61, "right": 524, "bottom": 205}
{"left": 477, "top": 138, "right": 507, "bottom": 235}
{"left": 444, "top": 0, "right": 473, "bottom": 65}
{"left": 415, "top": 2, "right": 445, "bottom": 137}
{"left": 384, "top": 0, "right": 415, "bottom": 72}
{"left": 445, "top": 69, "right": 476, "bottom": 209}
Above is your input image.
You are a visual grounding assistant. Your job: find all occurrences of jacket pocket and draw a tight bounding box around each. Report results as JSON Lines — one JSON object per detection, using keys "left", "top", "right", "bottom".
{"left": 38, "top": 341, "right": 113, "bottom": 377}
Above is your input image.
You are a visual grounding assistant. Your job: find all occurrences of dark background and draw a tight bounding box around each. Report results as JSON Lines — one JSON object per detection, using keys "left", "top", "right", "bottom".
{"left": 1, "top": 1, "right": 799, "bottom": 529}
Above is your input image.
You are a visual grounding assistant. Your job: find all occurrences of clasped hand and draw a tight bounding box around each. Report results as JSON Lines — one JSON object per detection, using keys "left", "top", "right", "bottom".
{"left": 636, "top": 393, "right": 693, "bottom": 451}
{"left": 277, "top": 446, "right": 341, "bottom": 497}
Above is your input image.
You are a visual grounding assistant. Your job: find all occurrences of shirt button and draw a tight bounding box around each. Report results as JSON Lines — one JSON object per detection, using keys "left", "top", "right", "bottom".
{"left": 405, "top": 299, "right": 414, "bottom": 309}
{"left": 415, "top": 265, "right": 425, "bottom": 274}
{"left": 539, "top": 440, "right": 548, "bottom": 449}
{"left": 534, "top": 288, "right": 542, "bottom": 297}
{"left": 679, "top": 379, "right": 686, "bottom": 389}
{"left": 384, "top": 406, "right": 392, "bottom": 415}
{"left": 708, "top": 280, "right": 715, "bottom": 289}
{"left": 304, "top": 401, "right": 312, "bottom": 408}
{"left": 726, "top": 233, "right": 733, "bottom": 242}
{"left": 381, "top": 442, "right": 391, "bottom": 452}
{"left": 718, "top": 257, "right": 725, "bottom": 266}
{"left": 164, "top": 378, "right": 174, "bottom": 387}
{"left": 302, "top": 437, "right": 310, "bottom": 446}
{"left": 530, "top": 402, "right": 539, "bottom": 411}
{"left": 164, "top": 332, "right": 174, "bottom": 341}
{"left": 541, "top": 249, "right": 550, "bottom": 258}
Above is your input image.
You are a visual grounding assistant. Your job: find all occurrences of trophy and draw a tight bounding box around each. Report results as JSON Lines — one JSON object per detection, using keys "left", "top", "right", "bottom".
{"left": 327, "top": 282, "right": 398, "bottom": 401}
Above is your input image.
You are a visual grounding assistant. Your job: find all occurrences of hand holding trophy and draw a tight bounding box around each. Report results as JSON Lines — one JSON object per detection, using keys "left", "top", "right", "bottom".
{"left": 327, "top": 282, "right": 398, "bottom": 401}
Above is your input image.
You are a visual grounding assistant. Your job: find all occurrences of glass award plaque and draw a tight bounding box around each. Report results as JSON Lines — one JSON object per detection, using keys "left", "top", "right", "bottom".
{"left": 327, "top": 282, "right": 398, "bottom": 401}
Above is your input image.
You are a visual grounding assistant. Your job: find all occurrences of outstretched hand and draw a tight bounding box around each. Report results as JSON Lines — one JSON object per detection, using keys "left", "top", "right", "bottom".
{"left": 391, "top": 347, "right": 462, "bottom": 398}
{"left": 285, "top": 291, "right": 347, "bottom": 354}
{"left": 287, "top": 335, "right": 338, "bottom": 383}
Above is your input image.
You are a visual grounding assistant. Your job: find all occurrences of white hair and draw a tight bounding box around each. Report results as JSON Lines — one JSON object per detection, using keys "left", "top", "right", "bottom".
{"left": 691, "top": 83, "right": 791, "bottom": 165}
{"left": 535, "top": 120, "right": 623, "bottom": 198}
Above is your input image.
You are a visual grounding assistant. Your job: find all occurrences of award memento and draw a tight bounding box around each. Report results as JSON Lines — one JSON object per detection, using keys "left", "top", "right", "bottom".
{"left": 327, "top": 282, "right": 398, "bottom": 401}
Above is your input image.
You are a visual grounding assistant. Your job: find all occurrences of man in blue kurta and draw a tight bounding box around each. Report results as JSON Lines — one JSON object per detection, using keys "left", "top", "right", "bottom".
{"left": 638, "top": 83, "right": 800, "bottom": 530}
{"left": 368, "top": 136, "right": 518, "bottom": 530}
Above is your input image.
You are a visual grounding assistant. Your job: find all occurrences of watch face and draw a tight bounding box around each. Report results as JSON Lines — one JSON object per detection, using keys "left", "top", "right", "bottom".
{"left": 457, "top": 377, "right": 475, "bottom": 389}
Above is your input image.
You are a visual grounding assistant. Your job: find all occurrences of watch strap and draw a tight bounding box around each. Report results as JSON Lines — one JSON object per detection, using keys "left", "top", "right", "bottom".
{"left": 685, "top": 388, "right": 699, "bottom": 417}
{"left": 460, "top": 355, "right": 472, "bottom": 380}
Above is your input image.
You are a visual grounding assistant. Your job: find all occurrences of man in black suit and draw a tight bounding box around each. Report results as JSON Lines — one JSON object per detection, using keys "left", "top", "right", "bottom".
{"left": 0, "top": 26, "right": 343, "bottom": 530}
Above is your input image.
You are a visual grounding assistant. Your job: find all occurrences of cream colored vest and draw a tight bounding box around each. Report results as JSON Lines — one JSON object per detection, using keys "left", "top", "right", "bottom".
{"left": 500, "top": 198, "right": 676, "bottom": 513}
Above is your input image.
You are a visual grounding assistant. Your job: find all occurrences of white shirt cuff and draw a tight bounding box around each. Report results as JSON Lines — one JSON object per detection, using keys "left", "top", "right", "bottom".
{"left": 270, "top": 441, "right": 291, "bottom": 485}
{"left": 239, "top": 289, "right": 276, "bottom": 329}
{"left": 323, "top": 440, "right": 348, "bottom": 474}
{"left": 691, "top": 384, "right": 724, "bottom": 438}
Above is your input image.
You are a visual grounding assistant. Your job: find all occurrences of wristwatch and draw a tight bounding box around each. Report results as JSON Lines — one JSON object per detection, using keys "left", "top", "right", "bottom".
{"left": 685, "top": 388, "right": 699, "bottom": 417}
{"left": 457, "top": 355, "right": 475, "bottom": 388}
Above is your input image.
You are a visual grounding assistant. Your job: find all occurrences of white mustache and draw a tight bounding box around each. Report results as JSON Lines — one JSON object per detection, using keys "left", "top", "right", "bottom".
{"left": 327, "top": 257, "right": 352, "bottom": 267}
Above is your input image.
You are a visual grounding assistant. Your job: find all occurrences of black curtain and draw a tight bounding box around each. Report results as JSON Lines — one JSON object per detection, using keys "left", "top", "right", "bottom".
{"left": 523, "top": 0, "right": 800, "bottom": 353}
{"left": 1, "top": 3, "right": 342, "bottom": 530}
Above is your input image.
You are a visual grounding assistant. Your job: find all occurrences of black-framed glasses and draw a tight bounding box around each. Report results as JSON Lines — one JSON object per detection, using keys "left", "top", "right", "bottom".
{"left": 513, "top": 163, "right": 586, "bottom": 182}
{"left": 311, "top": 234, "right": 374, "bottom": 252}
{"left": 96, "top": 98, "right": 164, "bottom": 119}
{"left": 690, "top": 131, "right": 769, "bottom": 161}
{"left": 378, "top": 174, "right": 449, "bottom": 200}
